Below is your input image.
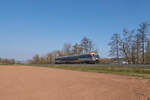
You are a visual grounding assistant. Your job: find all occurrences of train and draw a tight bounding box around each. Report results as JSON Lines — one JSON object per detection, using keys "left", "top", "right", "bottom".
{"left": 55, "top": 52, "right": 100, "bottom": 64}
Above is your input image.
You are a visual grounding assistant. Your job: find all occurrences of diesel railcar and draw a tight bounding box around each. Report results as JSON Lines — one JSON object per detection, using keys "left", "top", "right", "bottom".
{"left": 55, "top": 53, "right": 100, "bottom": 64}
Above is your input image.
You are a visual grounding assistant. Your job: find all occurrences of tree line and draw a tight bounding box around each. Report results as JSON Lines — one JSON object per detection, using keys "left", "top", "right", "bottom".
{"left": 28, "top": 37, "right": 98, "bottom": 64}
{"left": 109, "top": 22, "right": 150, "bottom": 64}
{"left": 1, "top": 22, "right": 149, "bottom": 65}
{"left": 0, "top": 58, "right": 16, "bottom": 64}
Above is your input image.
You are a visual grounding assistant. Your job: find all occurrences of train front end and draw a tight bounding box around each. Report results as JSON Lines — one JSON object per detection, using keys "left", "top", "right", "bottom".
{"left": 90, "top": 52, "right": 100, "bottom": 63}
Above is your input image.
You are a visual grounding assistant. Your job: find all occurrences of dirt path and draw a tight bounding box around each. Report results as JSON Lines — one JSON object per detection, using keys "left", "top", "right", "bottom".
{"left": 0, "top": 65, "right": 150, "bottom": 100}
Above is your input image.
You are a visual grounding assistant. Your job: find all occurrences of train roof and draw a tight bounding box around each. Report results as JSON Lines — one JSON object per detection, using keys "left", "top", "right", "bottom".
{"left": 55, "top": 53, "right": 98, "bottom": 59}
{"left": 55, "top": 54, "right": 91, "bottom": 59}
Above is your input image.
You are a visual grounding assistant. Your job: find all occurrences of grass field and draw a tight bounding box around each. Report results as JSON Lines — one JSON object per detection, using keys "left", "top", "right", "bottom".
{"left": 26, "top": 64, "right": 150, "bottom": 79}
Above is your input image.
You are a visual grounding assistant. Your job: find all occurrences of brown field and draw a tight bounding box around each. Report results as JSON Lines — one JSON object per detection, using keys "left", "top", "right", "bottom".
{"left": 0, "top": 65, "right": 150, "bottom": 100}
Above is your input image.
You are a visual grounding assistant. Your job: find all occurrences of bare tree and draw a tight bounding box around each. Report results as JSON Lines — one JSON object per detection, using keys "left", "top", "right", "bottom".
{"left": 27, "top": 59, "right": 34, "bottom": 64}
{"left": 62, "top": 43, "right": 72, "bottom": 56}
{"left": 120, "top": 29, "right": 135, "bottom": 64}
{"left": 46, "top": 53, "right": 53, "bottom": 64}
{"left": 145, "top": 40, "right": 150, "bottom": 64}
{"left": 39, "top": 57, "right": 47, "bottom": 64}
{"left": 145, "top": 40, "right": 150, "bottom": 63}
{"left": 72, "top": 43, "right": 83, "bottom": 55}
{"left": 138, "top": 22, "right": 149, "bottom": 64}
{"left": 33, "top": 54, "right": 40, "bottom": 64}
{"left": 80, "top": 37, "right": 94, "bottom": 54}
{"left": 131, "top": 42, "right": 137, "bottom": 64}
{"left": 108, "top": 33, "right": 121, "bottom": 63}
{"left": 135, "top": 33, "right": 142, "bottom": 64}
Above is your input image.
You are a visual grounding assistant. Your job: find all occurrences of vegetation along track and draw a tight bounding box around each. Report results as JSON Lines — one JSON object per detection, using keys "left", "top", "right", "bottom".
{"left": 27, "top": 64, "right": 150, "bottom": 79}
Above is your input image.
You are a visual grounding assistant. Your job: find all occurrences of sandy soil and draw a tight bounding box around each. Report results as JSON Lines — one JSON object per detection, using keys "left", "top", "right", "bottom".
{"left": 0, "top": 65, "right": 150, "bottom": 100}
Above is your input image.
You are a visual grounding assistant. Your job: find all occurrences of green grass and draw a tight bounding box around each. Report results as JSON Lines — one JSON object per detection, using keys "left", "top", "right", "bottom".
{"left": 0, "top": 64, "right": 15, "bottom": 65}
{"left": 27, "top": 64, "right": 150, "bottom": 79}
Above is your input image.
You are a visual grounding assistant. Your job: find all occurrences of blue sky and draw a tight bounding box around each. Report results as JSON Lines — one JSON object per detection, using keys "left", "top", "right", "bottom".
{"left": 0, "top": 0, "right": 149, "bottom": 60}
